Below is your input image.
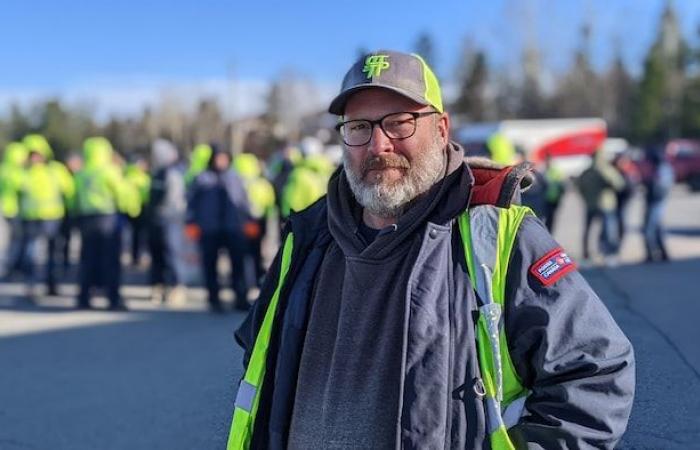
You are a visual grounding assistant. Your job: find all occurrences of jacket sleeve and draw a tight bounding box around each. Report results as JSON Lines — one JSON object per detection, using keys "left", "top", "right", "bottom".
{"left": 164, "top": 168, "right": 187, "bottom": 217}
{"left": 234, "top": 230, "right": 286, "bottom": 369}
{"left": 504, "top": 216, "right": 635, "bottom": 450}
{"left": 185, "top": 176, "right": 199, "bottom": 225}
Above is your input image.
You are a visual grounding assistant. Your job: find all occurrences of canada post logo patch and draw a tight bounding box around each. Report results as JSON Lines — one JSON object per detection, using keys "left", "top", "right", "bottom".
{"left": 530, "top": 247, "right": 576, "bottom": 286}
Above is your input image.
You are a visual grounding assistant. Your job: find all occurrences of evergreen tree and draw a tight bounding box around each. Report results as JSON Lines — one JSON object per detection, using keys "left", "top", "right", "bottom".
{"left": 452, "top": 49, "right": 488, "bottom": 121}
{"left": 551, "top": 23, "right": 602, "bottom": 118}
{"left": 8, "top": 104, "right": 32, "bottom": 141}
{"left": 35, "top": 100, "right": 96, "bottom": 158}
{"left": 603, "top": 49, "right": 636, "bottom": 137}
{"left": 413, "top": 32, "right": 437, "bottom": 71}
{"left": 681, "top": 26, "right": 700, "bottom": 137}
{"left": 632, "top": 1, "right": 686, "bottom": 141}
{"left": 517, "top": 46, "right": 549, "bottom": 118}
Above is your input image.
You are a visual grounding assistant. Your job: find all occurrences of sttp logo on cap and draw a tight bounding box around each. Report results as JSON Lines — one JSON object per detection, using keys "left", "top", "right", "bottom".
{"left": 328, "top": 50, "right": 443, "bottom": 115}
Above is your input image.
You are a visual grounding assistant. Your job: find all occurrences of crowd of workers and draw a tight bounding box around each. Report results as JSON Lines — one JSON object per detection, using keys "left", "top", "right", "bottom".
{"left": 517, "top": 146, "right": 674, "bottom": 266}
{"left": 0, "top": 129, "right": 675, "bottom": 312}
{"left": 483, "top": 133, "right": 675, "bottom": 266}
{"left": 0, "top": 134, "right": 335, "bottom": 312}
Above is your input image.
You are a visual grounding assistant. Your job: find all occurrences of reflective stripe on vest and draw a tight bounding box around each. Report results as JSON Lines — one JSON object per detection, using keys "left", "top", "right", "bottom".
{"left": 458, "top": 204, "right": 533, "bottom": 450}
{"left": 227, "top": 233, "right": 294, "bottom": 450}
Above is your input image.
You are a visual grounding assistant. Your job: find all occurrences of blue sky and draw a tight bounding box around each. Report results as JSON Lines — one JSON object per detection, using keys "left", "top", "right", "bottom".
{"left": 2, "top": 0, "right": 699, "bottom": 117}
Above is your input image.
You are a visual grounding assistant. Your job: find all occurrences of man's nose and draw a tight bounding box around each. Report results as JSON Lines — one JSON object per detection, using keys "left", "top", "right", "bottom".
{"left": 366, "top": 123, "right": 393, "bottom": 155}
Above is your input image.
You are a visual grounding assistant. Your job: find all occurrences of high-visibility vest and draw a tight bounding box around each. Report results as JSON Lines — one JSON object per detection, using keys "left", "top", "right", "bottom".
{"left": 227, "top": 205, "right": 533, "bottom": 450}
{"left": 457, "top": 204, "right": 532, "bottom": 450}
{"left": 280, "top": 166, "right": 327, "bottom": 218}
{"left": 227, "top": 234, "right": 294, "bottom": 450}
{"left": 19, "top": 163, "right": 66, "bottom": 221}
{"left": 75, "top": 167, "right": 120, "bottom": 216}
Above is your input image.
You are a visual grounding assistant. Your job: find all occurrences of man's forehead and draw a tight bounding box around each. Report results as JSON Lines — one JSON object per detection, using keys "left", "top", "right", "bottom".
{"left": 344, "top": 88, "right": 427, "bottom": 116}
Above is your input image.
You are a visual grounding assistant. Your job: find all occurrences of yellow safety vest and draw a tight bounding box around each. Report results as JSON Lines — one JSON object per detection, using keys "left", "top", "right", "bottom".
{"left": 227, "top": 205, "right": 533, "bottom": 449}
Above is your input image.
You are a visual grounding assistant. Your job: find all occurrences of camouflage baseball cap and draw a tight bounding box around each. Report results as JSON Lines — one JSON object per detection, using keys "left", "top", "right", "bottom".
{"left": 328, "top": 50, "right": 443, "bottom": 115}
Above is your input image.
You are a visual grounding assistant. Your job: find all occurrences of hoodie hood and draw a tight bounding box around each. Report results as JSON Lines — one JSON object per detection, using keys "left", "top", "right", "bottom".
{"left": 83, "top": 137, "right": 114, "bottom": 167}
{"left": 4, "top": 142, "right": 28, "bottom": 166}
{"left": 22, "top": 134, "right": 53, "bottom": 159}
{"left": 327, "top": 140, "right": 472, "bottom": 259}
{"left": 232, "top": 152, "right": 261, "bottom": 179}
{"left": 151, "top": 139, "right": 179, "bottom": 170}
{"left": 190, "top": 143, "right": 212, "bottom": 169}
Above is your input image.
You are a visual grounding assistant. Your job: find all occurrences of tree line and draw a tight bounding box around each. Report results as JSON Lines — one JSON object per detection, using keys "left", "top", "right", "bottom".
{"left": 1, "top": 2, "right": 699, "bottom": 160}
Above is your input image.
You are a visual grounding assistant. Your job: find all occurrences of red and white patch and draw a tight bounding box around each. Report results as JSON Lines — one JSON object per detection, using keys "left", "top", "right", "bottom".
{"left": 529, "top": 247, "right": 576, "bottom": 286}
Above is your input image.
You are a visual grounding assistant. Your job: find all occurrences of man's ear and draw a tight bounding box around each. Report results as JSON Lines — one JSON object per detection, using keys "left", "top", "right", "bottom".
{"left": 437, "top": 112, "right": 450, "bottom": 147}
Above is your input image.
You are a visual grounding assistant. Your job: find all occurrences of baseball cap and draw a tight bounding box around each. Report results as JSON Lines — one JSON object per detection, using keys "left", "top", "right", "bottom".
{"left": 328, "top": 50, "right": 443, "bottom": 115}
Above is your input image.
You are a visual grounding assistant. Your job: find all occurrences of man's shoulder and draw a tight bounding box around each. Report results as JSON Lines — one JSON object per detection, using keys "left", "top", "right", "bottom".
{"left": 466, "top": 159, "right": 534, "bottom": 209}
{"left": 514, "top": 216, "right": 579, "bottom": 288}
{"left": 287, "top": 195, "right": 329, "bottom": 245}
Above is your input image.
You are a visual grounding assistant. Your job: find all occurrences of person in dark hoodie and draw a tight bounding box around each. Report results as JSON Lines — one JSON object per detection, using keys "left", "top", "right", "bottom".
{"left": 187, "top": 145, "right": 253, "bottom": 312}
{"left": 228, "top": 51, "right": 634, "bottom": 449}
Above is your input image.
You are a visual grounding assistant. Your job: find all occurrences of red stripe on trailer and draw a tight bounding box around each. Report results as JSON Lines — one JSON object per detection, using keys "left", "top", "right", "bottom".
{"left": 533, "top": 128, "right": 607, "bottom": 161}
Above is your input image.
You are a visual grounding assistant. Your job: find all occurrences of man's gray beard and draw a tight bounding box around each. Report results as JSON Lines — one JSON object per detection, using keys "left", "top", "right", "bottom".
{"left": 343, "top": 140, "right": 446, "bottom": 219}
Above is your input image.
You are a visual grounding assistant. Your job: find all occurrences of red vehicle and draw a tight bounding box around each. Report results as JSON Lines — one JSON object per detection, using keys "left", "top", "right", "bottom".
{"left": 666, "top": 139, "right": 700, "bottom": 190}
{"left": 629, "top": 139, "right": 700, "bottom": 190}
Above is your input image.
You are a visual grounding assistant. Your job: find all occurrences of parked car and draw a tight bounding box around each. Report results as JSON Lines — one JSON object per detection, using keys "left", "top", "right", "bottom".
{"left": 666, "top": 139, "right": 700, "bottom": 190}
{"left": 627, "top": 139, "right": 700, "bottom": 190}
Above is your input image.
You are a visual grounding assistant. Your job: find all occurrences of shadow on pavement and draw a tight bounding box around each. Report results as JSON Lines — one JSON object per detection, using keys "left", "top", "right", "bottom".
{"left": 667, "top": 226, "right": 700, "bottom": 237}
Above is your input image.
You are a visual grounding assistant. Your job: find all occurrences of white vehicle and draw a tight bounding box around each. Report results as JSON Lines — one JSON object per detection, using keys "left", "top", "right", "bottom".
{"left": 455, "top": 118, "right": 621, "bottom": 176}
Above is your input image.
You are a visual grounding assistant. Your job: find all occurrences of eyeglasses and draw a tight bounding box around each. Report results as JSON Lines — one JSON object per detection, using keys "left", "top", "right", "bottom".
{"left": 335, "top": 111, "right": 439, "bottom": 147}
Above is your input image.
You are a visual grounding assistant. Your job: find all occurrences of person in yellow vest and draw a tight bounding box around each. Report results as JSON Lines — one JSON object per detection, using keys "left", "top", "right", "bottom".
{"left": 0, "top": 142, "right": 28, "bottom": 277}
{"left": 22, "top": 134, "right": 76, "bottom": 279}
{"left": 279, "top": 152, "right": 334, "bottom": 220}
{"left": 487, "top": 131, "right": 517, "bottom": 165}
{"left": 124, "top": 155, "right": 151, "bottom": 267}
{"left": 17, "top": 134, "right": 74, "bottom": 298}
{"left": 74, "top": 137, "right": 138, "bottom": 310}
{"left": 543, "top": 153, "right": 566, "bottom": 232}
{"left": 232, "top": 152, "right": 276, "bottom": 283}
{"left": 228, "top": 50, "right": 634, "bottom": 449}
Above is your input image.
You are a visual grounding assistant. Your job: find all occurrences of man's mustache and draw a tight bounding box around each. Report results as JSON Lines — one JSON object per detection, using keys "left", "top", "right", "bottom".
{"left": 362, "top": 154, "right": 410, "bottom": 176}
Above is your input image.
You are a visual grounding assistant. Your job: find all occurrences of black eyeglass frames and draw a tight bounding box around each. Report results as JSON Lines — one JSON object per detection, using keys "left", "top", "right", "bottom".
{"left": 335, "top": 111, "right": 439, "bottom": 147}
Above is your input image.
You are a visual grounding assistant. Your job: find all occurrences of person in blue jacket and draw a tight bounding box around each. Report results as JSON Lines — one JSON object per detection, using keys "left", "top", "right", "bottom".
{"left": 187, "top": 145, "right": 254, "bottom": 312}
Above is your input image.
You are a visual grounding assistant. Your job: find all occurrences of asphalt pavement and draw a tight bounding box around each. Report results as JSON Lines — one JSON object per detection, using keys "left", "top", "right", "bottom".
{"left": 0, "top": 186, "right": 698, "bottom": 449}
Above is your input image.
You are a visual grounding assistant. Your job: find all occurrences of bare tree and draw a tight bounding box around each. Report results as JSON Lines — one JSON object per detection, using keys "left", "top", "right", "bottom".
{"left": 266, "top": 71, "right": 320, "bottom": 142}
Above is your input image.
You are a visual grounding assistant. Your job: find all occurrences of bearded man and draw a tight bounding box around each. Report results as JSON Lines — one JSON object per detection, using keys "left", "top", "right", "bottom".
{"left": 228, "top": 50, "right": 634, "bottom": 450}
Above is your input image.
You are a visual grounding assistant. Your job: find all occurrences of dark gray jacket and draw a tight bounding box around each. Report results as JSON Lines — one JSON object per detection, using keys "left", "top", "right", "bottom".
{"left": 235, "top": 149, "right": 634, "bottom": 449}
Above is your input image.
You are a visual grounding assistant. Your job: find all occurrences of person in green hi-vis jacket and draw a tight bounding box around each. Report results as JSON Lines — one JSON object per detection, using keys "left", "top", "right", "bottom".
{"left": 0, "top": 142, "right": 28, "bottom": 277}
{"left": 233, "top": 152, "right": 276, "bottom": 284}
{"left": 18, "top": 135, "right": 74, "bottom": 298}
{"left": 73, "top": 137, "right": 137, "bottom": 310}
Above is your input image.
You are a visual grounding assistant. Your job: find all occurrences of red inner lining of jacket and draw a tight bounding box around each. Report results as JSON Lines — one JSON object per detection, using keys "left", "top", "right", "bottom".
{"left": 470, "top": 166, "right": 513, "bottom": 206}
